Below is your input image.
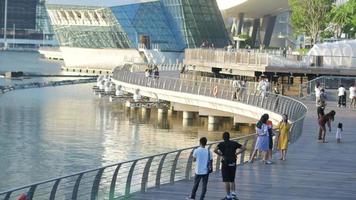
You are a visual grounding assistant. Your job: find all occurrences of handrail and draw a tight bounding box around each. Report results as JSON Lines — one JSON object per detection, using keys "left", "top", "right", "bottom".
{"left": 299, "top": 76, "right": 356, "bottom": 99}
{"left": 184, "top": 48, "right": 356, "bottom": 69}
{"left": 0, "top": 134, "right": 256, "bottom": 199}
{"left": 0, "top": 69, "right": 308, "bottom": 200}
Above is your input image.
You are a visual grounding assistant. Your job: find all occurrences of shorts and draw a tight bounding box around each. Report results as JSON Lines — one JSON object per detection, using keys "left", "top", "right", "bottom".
{"left": 221, "top": 163, "right": 236, "bottom": 182}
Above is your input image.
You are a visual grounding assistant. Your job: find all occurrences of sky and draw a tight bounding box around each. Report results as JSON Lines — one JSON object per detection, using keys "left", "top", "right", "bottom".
{"left": 47, "top": 0, "right": 247, "bottom": 9}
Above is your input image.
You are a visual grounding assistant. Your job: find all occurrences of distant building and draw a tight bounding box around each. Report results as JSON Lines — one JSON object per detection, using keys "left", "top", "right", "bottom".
{"left": 221, "top": 0, "right": 293, "bottom": 48}
{"left": 0, "top": 0, "right": 56, "bottom": 48}
{"left": 45, "top": 0, "right": 230, "bottom": 69}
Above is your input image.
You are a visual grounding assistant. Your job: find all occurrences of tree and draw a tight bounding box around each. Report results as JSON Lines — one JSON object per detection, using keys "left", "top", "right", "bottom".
{"left": 329, "top": 1, "right": 355, "bottom": 38}
{"left": 289, "top": 0, "right": 333, "bottom": 45}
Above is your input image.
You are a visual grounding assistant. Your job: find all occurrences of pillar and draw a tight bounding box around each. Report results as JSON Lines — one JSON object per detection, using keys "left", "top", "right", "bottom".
{"left": 237, "top": 13, "right": 245, "bottom": 35}
{"left": 233, "top": 116, "right": 240, "bottom": 131}
{"left": 208, "top": 116, "right": 219, "bottom": 124}
{"left": 261, "top": 15, "right": 276, "bottom": 47}
{"left": 208, "top": 116, "right": 219, "bottom": 132}
{"left": 251, "top": 18, "right": 260, "bottom": 48}
{"left": 183, "top": 111, "right": 194, "bottom": 119}
{"left": 183, "top": 118, "right": 193, "bottom": 128}
{"left": 158, "top": 108, "right": 168, "bottom": 120}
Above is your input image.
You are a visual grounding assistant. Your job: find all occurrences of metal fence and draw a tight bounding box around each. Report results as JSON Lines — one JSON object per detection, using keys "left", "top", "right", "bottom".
{"left": 0, "top": 70, "right": 307, "bottom": 200}
{"left": 299, "top": 76, "right": 356, "bottom": 100}
{"left": 0, "top": 135, "right": 256, "bottom": 200}
{"left": 185, "top": 48, "right": 356, "bottom": 69}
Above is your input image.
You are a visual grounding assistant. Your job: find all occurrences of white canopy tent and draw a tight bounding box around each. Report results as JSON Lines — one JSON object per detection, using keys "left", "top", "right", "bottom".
{"left": 307, "top": 40, "right": 356, "bottom": 68}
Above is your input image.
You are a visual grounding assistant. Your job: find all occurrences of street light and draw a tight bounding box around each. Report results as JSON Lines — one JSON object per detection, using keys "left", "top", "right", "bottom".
{"left": 3, "top": 0, "right": 8, "bottom": 49}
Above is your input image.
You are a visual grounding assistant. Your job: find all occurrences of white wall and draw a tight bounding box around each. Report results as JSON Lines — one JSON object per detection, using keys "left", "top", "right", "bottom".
{"left": 60, "top": 47, "right": 144, "bottom": 69}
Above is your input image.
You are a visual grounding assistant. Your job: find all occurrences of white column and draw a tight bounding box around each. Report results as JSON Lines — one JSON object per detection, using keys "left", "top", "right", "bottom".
{"left": 183, "top": 111, "right": 194, "bottom": 119}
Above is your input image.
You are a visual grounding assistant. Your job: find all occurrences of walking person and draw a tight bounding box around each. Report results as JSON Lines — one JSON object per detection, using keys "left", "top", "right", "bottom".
{"left": 315, "top": 83, "right": 321, "bottom": 106}
{"left": 232, "top": 79, "right": 241, "bottom": 100}
{"left": 349, "top": 84, "right": 356, "bottom": 109}
{"left": 186, "top": 137, "right": 212, "bottom": 200}
{"left": 317, "top": 103, "right": 325, "bottom": 140}
{"left": 248, "top": 114, "right": 271, "bottom": 164}
{"left": 337, "top": 85, "right": 346, "bottom": 107}
{"left": 318, "top": 110, "right": 336, "bottom": 143}
{"left": 214, "top": 132, "right": 246, "bottom": 200}
{"left": 277, "top": 114, "right": 291, "bottom": 160}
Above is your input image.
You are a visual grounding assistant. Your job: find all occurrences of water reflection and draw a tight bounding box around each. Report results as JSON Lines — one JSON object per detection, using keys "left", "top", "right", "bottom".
{"left": 0, "top": 83, "right": 255, "bottom": 191}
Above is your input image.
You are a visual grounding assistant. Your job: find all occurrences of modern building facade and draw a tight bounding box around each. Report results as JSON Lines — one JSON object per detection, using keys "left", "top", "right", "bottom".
{"left": 47, "top": 5, "right": 132, "bottom": 49}
{"left": 221, "top": 0, "right": 292, "bottom": 48}
{"left": 0, "top": 0, "right": 56, "bottom": 48}
{"left": 45, "top": 0, "right": 230, "bottom": 69}
{"left": 48, "top": 0, "right": 229, "bottom": 51}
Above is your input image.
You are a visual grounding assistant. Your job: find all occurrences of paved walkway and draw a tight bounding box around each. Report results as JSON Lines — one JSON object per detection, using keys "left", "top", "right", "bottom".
{"left": 132, "top": 101, "right": 356, "bottom": 200}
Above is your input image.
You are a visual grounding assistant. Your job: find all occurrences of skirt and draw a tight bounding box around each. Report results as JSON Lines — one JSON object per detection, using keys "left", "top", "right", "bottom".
{"left": 255, "top": 135, "right": 269, "bottom": 151}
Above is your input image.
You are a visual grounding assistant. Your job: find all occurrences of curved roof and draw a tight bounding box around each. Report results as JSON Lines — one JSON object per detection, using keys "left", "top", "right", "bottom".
{"left": 221, "top": 0, "right": 289, "bottom": 18}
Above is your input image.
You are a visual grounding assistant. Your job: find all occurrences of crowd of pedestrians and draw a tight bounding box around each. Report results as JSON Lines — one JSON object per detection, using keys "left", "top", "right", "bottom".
{"left": 187, "top": 112, "right": 293, "bottom": 200}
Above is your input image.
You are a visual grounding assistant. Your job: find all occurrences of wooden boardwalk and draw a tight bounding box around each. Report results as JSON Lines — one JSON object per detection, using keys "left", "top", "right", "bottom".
{"left": 132, "top": 101, "right": 356, "bottom": 200}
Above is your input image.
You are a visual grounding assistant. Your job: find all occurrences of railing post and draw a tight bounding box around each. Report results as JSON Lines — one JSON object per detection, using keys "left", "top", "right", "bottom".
{"left": 49, "top": 179, "right": 61, "bottom": 200}
{"left": 72, "top": 173, "right": 84, "bottom": 200}
{"left": 170, "top": 150, "right": 183, "bottom": 184}
{"left": 155, "top": 154, "right": 167, "bottom": 188}
{"left": 239, "top": 139, "right": 249, "bottom": 165}
{"left": 141, "top": 157, "right": 154, "bottom": 192}
{"left": 125, "top": 160, "right": 138, "bottom": 195}
{"left": 185, "top": 148, "right": 195, "bottom": 180}
{"left": 109, "top": 164, "right": 122, "bottom": 200}
{"left": 90, "top": 168, "right": 105, "bottom": 200}
{"left": 27, "top": 185, "right": 37, "bottom": 200}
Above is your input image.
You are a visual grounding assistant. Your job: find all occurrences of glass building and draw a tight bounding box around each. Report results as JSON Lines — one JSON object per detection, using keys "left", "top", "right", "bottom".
{"left": 160, "top": 0, "right": 230, "bottom": 48}
{"left": 0, "top": 0, "right": 55, "bottom": 47}
{"left": 47, "top": 0, "right": 229, "bottom": 51}
{"left": 46, "top": 5, "right": 132, "bottom": 49}
{"left": 111, "top": 1, "right": 184, "bottom": 51}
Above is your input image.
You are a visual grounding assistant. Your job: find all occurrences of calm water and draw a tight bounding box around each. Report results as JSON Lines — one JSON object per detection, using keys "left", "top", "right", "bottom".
{"left": 0, "top": 51, "right": 252, "bottom": 191}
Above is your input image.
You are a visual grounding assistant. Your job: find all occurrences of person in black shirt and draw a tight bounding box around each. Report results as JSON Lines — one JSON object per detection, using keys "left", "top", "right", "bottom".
{"left": 317, "top": 105, "right": 325, "bottom": 140}
{"left": 214, "top": 132, "right": 246, "bottom": 200}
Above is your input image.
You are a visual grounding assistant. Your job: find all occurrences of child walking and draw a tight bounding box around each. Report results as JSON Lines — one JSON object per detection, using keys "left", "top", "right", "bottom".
{"left": 336, "top": 123, "right": 343, "bottom": 143}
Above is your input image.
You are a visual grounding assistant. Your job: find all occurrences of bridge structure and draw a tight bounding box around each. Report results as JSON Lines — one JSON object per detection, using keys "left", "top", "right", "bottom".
{"left": 184, "top": 48, "right": 356, "bottom": 77}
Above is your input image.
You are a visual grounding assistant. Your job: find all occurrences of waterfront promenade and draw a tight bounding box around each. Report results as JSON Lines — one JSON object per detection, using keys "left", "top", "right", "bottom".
{"left": 133, "top": 101, "right": 356, "bottom": 200}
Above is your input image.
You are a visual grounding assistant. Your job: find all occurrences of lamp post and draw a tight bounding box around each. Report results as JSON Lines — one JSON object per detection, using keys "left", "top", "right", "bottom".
{"left": 3, "top": 0, "right": 8, "bottom": 49}
{"left": 12, "top": 23, "right": 15, "bottom": 48}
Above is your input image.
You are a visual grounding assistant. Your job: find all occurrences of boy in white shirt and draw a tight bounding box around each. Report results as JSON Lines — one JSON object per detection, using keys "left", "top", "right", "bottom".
{"left": 337, "top": 85, "right": 346, "bottom": 107}
{"left": 187, "top": 137, "right": 212, "bottom": 200}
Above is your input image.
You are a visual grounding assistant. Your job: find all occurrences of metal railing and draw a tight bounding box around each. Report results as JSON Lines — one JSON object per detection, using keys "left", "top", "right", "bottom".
{"left": 299, "top": 76, "right": 356, "bottom": 99}
{"left": 112, "top": 69, "right": 307, "bottom": 144}
{"left": 185, "top": 48, "right": 356, "bottom": 69}
{"left": 0, "top": 70, "right": 307, "bottom": 200}
{"left": 0, "top": 135, "right": 256, "bottom": 200}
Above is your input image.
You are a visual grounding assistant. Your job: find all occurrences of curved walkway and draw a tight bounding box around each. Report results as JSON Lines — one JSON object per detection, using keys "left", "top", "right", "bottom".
{"left": 132, "top": 101, "right": 356, "bottom": 200}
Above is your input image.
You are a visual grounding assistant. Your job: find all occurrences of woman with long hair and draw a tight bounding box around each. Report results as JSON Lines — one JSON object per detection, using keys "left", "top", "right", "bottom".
{"left": 277, "top": 114, "right": 291, "bottom": 160}
{"left": 318, "top": 110, "right": 336, "bottom": 143}
{"left": 249, "top": 114, "right": 271, "bottom": 164}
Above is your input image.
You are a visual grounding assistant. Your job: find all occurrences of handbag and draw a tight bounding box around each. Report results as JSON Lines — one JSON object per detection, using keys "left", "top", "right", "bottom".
{"left": 207, "top": 149, "right": 213, "bottom": 173}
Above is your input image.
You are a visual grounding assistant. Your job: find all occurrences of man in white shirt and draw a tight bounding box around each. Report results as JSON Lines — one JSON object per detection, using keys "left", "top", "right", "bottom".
{"left": 350, "top": 84, "right": 356, "bottom": 108}
{"left": 187, "top": 137, "right": 212, "bottom": 200}
{"left": 337, "top": 85, "right": 346, "bottom": 107}
{"left": 232, "top": 79, "right": 241, "bottom": 100}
